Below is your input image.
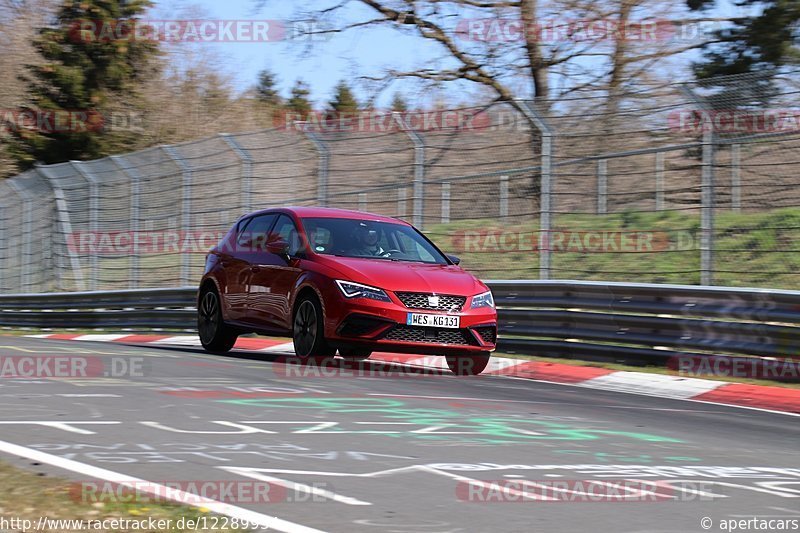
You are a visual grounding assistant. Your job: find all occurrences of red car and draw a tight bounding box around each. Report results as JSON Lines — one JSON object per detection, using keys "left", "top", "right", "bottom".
{"left": 197, "top": 207, "right": 497, "bottom": 375}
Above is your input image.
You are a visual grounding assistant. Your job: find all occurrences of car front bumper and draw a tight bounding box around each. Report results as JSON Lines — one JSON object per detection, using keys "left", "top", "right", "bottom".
{"left": 325, "top": 293, "right": 497, "bottom": 354}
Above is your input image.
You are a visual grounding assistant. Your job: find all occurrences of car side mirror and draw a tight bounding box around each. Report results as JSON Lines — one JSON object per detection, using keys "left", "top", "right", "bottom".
{"left": 447, "top": 254, "right": 461, "bottom": 265}
{"left": 266, "top": 239, "right": 290, "bottom": 257}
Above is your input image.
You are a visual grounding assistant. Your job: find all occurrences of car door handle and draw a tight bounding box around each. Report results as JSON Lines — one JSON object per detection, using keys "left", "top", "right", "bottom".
{"left": 250, "top": 265, "right": 261, "bottom": 273}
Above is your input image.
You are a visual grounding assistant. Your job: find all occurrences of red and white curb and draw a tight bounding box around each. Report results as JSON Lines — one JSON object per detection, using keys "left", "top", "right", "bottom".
{"left": 24, "top": 333, "right": 800, "bottom": 415}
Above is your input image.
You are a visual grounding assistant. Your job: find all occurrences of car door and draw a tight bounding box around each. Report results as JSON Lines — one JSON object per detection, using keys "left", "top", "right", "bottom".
{"left": 218, "top": 217, "right": 254, "bottom": 322}
{"left": 247, "top": 214, "right": 306, "bottom": 331}
{"left": 226, "top": 213, "right": 278, "bottom": 324}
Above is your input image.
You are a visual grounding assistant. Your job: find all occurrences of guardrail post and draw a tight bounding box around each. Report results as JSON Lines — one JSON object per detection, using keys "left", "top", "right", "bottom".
{"left": 395, "top": 113, "right": 425, "bottom": 229}
{"left": 499, "top": 175, "right": 509, "bottom": 219}
{"left": 655, "top": 151, "right": 665, "bottom": 211}
{"left": 518, "top": 100, "right": 554, "bottom": 280}
{"left": 441, "top": 182, "right": 451, "bottom": 224}
{"left": 682, "top": 85, "right": 716, "bottom": 285}
{"left": 110, "top": 155, "right": 141, "bottom": 289}
{"left": 219, "top": 133, "right": 253, "bottom": 214}
{"left": 731, "top": 143, "right": 741, "bottom": 212}
{"left": 597, "top": 160, "right": 607, "bottom": 214}
{"left": 162, "top": 146, "right": 193, "bottom": 286}
{"left": 70, "top": 161, "right": 100, "bottom": 290}
{"left": 300, "top": 124, "right": 329, "bottom": 207}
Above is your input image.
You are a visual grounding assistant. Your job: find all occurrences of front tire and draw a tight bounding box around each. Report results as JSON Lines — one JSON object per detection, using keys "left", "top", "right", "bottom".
{"left": 198, "top": 287, "right": 238, "bottom": 353}
{"left": 292, "top": 295, "right": 335, "bottom": 362}
{"left": 446, "top": 353, "right": 490, "bottom": 376}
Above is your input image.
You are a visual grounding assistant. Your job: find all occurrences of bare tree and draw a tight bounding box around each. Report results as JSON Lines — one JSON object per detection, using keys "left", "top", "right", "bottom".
{"left": 255, "top": 0, "right": 729, "bottom": 112}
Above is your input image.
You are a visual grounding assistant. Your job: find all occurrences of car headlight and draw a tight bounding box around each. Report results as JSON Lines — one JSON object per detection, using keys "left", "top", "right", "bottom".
{"left": 335, "top": 280, "right": 391, "bottom": 302}
{"left": 471, "top": 290, "right": 495, "bottom": 309}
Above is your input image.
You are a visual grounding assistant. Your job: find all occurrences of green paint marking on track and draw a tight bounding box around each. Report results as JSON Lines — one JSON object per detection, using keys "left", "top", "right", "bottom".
{"left": 219, "top": 397, "right": 683, "bottom": 444}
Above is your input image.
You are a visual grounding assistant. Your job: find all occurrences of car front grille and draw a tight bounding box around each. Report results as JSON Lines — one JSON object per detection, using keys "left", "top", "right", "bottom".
{"left": 395, "top": 292, "right": 466, "bottom": 312}
{"left": 383, "top": 325, "right": 477, "bottom": 346}
{"left": 472, "top": 326, "right": 497, "bottom": 345}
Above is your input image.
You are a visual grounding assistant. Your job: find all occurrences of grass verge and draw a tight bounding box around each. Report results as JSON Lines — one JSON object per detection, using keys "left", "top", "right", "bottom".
{"left": 0, "top": 460, "right": 252, "bottom": 532}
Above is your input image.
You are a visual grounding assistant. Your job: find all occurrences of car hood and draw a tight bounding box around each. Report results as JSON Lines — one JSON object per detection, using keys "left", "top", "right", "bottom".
{"left": 318, "top": 256, "right": 487, "bottom": 296}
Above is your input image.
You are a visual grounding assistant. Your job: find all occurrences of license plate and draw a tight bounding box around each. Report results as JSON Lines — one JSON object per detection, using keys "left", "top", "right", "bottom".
{"left": 406, "top": 313, "right": 460, "bottom": 328}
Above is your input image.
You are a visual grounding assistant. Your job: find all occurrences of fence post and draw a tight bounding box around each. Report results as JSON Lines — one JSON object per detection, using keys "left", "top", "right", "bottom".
{"left": 731, "top": 143, "right": 741, "bottom": 212}
{"left": 397, "top": 188, "right": 407, "bottom": 218}
{"left": 499, "top": 175, "right": 509, "bottom": 219}
{"left": 518, "top": 100, "right": 554, "bottom": 280}
{"left": 301, "top": 125, "right": 329, "bottom": 207}
{"left": 70, "top": 161, "right": 100, "bottom": 290}
{"left": 7, "top": 178, "right": 33, "bottom": 292}
{"left": 655, "top": 151, "right": 665, "bottom": 211}
{"left": 441, "top": 182, "right": 451, "bottom": 224}
{"left": 162, "top": 146, "right": 193, "bottom": 286}
{"left": 219, "top": 133, "right": 253, "bottom": 214}
{"left": 34, "top": 166, "right": 87, "bottom": 292}
{"left": 597, "top": 160, "right": 607, "bottom": 214}
{"left": 395, "top": 113, "right": 425, "bottom": 229}
{"left": 0, "top": 192, "right": 5, "bottom": 292}
{"left": 110, "top": 155, "right": 141, "bottom": 289}
{"left": 682, "top": 85, "right": 716, "bottom": 286}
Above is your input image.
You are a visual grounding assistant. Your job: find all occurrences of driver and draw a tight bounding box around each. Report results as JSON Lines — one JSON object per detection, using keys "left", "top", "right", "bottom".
{"left": 351, "top": 223, "right": 385, "bottom": 256}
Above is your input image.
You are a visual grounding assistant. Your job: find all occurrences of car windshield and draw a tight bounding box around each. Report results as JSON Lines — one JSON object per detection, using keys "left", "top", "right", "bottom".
{"left": 301, "top": 217, "right": 448, "bottom": 264}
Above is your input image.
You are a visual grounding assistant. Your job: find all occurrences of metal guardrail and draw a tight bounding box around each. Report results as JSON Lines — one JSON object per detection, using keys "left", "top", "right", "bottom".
{"left": 490, "top": 281, "right": 800, "bottom": 368}
{"left": 1, "top": 281, "right": 798, "bottom": 373}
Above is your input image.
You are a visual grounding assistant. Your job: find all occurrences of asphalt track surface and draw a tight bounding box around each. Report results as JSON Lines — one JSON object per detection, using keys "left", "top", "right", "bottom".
{"left": 0, "top": 336, "right": 798, "bottom": 533}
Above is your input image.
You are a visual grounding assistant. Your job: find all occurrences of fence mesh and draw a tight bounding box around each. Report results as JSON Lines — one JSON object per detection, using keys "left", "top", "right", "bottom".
{"left": 1, "top": 70, "right": 799, "bottom": 293}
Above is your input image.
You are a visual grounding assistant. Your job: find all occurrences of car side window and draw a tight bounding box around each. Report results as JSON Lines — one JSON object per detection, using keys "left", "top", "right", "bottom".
{"left": 235, "top": 218, "right": 253, "bottom": 247}
{"left": 271, "top": 214, "right": 303, "bottom": 256}
{"left": 237, "top": 214, "right": 277, "bottom": 250}
{"left": 394, "top": 230, "right": 436, "bottom": 262}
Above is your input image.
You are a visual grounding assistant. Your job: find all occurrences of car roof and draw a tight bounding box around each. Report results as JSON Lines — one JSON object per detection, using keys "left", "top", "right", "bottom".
{"left": 244, "top": 206, "right": 410, "bottom": 225}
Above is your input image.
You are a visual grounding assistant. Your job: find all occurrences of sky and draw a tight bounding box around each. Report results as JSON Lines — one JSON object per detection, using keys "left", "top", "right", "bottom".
{"left": 150, "top": 0, "right": 751, "bottom": 108}
{"left": 152, "top": 0, "right": 442, "bottom": 107}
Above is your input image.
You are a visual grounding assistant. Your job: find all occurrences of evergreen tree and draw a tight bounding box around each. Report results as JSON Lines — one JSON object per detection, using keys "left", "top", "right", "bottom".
{"left": 689, "top": 0, "right": 800, "bottom": 78}
{"left": 255, "top": 69, "right": 281, "bottom": 107}
{"left": 287, "top": 79, "right": 312, "bottom": 116}
{"left": 390, "top": 92, "right": 408, "bottom": 113}
{"left": 328, "top": 80, "right": 359, "bottom": 114}
{"left": 8, "top": 0, "right": 161, "bottom": 167}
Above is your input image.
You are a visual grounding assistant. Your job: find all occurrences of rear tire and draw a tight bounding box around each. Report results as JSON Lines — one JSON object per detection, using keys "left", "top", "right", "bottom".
{"left": 198, "top": 287, "right": 238, "bottom": 353}
{"left": 292, "top": 295, "right": 336, "bottom": 363}
{"left": 338, "top": 348, "right": 372, "bottom": 361}
{"left": 446, "top": 353, "right": 490, "bottom": 376}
